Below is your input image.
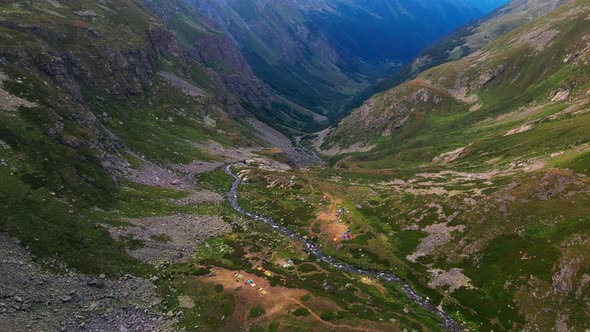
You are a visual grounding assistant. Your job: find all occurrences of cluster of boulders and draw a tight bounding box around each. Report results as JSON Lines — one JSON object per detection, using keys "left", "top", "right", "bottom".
{"left": 106, "top": 214, "right": 231, "bottom": 264}
{"left": 0, "top": 233, "right": 173, "bottom": 332}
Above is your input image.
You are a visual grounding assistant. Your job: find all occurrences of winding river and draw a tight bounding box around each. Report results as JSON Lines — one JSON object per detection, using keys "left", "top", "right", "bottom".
{"left": 225, "top": 164, "right": 462, "bottom": 332}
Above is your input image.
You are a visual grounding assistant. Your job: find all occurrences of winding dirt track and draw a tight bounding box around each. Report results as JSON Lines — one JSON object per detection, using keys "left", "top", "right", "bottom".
{"left": 225, "top": 164, "right": 462, "bottom": 332}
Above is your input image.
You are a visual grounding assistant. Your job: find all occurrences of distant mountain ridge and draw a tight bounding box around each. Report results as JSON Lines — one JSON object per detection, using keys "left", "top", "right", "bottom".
{"left": 463, "top": 0, "right": 512, "bottom": 13}
{"left": 190, "top": 0, "right": 501, "bottom": 119}
{"left": 343, "top": 0, "right": 571, "bottom": 115}
{"left": 317, "top": 0, "right": 587, "bottom": 169}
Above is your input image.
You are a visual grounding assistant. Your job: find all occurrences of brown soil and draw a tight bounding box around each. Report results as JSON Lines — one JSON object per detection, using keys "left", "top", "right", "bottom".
{"left": 308, "top": 196, "right": 350, "bottom": 244}
{"left": 202, "top": 267, "right": 308, "bottom": 330}
{"left": 202, "top": 267, "right": 401, "bottom": 331}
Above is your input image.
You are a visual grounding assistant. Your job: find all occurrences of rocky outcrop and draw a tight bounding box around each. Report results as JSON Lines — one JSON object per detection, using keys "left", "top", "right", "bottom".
{"left": 432, "top": 145, "right": 470, "bottom": 164}
{"left": 106, "top": 214, "right": 231, "bottom": 264}
{"left": 321, "top": 80, "right": 455, "bottom": 150}
{"left": 189, "top": 33, "right": 273, "bottom": 109}
{"left": 0, "top": 71, "right": 37, "bottom": 111}
{"left": 0, "top": 22, "right": 174, "bottom": 171}
{"left": 141, "top": 0, "right": 274, "bottom": 112}
{"left": 553, "top": 258, "right": 583, "bottom": 294}
{"left": 147, "top": 27, "right": 181, "bottom": 58}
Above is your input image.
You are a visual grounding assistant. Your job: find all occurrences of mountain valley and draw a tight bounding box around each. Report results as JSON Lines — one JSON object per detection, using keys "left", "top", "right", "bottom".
{"left": 0, "top": 0, "right": 588, "bottom": 331}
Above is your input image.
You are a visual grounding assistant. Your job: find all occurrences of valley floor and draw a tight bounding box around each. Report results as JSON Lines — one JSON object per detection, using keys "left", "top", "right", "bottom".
{"left": 2, "top": 131, "right": 589, "bottom": 331}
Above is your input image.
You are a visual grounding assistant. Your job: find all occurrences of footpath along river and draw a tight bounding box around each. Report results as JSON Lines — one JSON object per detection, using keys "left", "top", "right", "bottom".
{"left": 225, "top": 164, "right": 462, "bottom": 332}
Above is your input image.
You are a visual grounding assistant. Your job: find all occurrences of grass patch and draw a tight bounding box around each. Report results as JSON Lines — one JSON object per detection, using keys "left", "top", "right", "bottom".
{"left": 292, "top": 307, "right": 311, "bottom": 317}
{"left": 250, "top": 306, "right": 266, "bottom": 318}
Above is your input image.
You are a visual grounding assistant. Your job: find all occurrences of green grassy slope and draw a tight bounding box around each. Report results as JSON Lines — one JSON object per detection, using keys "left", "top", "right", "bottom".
{"left": 321, "top": 0, "right": 590, "bottom": 172}
{"left": 0, "top": 0, "right": 258, "bottom": 275}
{"left": 1, "top": 3, "right": 438, "bottom": 330}
{"left": 241, "top": 149, "right": 590, "bottom": 330}
{"left": 343, "top": 0, "right": 572, "bottom": 115}
{"left": 261, "top": 1, "right": 590, "bottom": 330}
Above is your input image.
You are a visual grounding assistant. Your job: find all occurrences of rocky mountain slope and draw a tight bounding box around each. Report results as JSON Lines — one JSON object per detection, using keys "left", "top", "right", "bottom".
{"left": 191, "top": 0, "right": 496, "bottom": 118}
{"left": 141, "top": 0, "right": 327, "bottom": 132}
{"left": 319, "top": 0, "right": 587, "bottom": 165}
{"left": 2, "top": 0, "right": 589, "bottom": 331}
{"left": 0, "top": 1, "right": 317, "bottom": 329}
{"left": 219, "top": 2, "right": 590, "bottom": 331}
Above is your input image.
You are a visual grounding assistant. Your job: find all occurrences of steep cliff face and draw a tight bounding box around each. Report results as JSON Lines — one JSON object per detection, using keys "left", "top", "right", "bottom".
{"left": 0, "top": 5, "right": 175, "bottom": 169}
{"left": 0, "top": 0, "right": 273, "bottom": 193}
{"left": 141, "top": 0, "right": 274, "bottom": 111}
